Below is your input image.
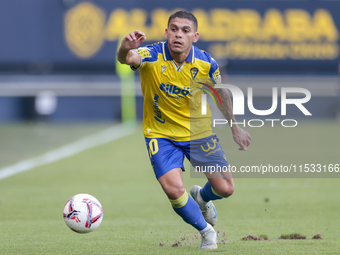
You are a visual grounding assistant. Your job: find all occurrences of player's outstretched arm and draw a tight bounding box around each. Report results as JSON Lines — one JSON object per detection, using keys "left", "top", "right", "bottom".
{"left": 214, "top": 88, "right": 252, "bottom": 151}
{"left": 116, "top": 30, "right": 146, "bottom": 66}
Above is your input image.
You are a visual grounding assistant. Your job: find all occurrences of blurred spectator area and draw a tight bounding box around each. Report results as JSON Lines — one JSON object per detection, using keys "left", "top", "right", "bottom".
{"left": 1, "top": 0, "right": 340, "bottom": 121}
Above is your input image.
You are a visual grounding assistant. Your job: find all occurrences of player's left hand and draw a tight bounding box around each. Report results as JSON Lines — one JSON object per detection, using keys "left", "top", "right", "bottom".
{"left": 231, "top": 125, "right": 251, "bottom": 151}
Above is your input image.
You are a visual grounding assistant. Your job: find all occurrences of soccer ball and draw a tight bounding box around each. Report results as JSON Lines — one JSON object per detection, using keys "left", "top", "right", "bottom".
{"left": 63, "top": 193, "right": 103, "bottom": 233}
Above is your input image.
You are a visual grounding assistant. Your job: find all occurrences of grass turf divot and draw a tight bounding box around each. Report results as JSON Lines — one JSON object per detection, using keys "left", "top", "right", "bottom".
{"left": 242, "top": 234, "right": 269, "bottom": 241}
{"left": 258, "top": 234, "right": 269, "bottom": 240}
{"left": 279, "top": 233, "right": 306, "bottom": 239}
{"left": 312, "top": 234, "right": 322, "bottom": 239}
{"left": 242, "top": 235, "right": 261, "bottom": 241}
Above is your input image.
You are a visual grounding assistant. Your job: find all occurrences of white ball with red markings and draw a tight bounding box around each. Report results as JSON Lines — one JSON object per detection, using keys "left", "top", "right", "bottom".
{"left": 63, "top": 193, "right": 103, "bottom": 233}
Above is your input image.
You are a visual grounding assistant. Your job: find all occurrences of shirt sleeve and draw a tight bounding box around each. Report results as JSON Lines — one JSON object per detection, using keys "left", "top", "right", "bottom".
{"left": 131, "top": 44, "right": 158, "bottom": 70}
{"left": 208, "top": 56, "right": 222, "bottom": 84}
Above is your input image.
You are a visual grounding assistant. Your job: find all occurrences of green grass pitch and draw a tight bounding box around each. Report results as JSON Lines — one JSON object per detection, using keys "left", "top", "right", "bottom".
{"left": 0, "top": 121, "right": 339, "bottom": 254}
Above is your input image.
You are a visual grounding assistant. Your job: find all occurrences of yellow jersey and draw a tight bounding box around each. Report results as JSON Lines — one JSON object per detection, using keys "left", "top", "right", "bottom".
{"left": 132, "top": 41, "right": 221, "bottom": 141}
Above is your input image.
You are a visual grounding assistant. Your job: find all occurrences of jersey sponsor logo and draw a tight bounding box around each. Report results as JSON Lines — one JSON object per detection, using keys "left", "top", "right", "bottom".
{"left": 159, "top": 83, "right": 190, "bottom": 98}
{"left": 153, "top": 94, "right": 165, "bottom": 123}
{"left": 190, "top": 67, "right": 199, "bottom": 79}
{"left": 161, "top": 65, "right": 167, "bottom": 73}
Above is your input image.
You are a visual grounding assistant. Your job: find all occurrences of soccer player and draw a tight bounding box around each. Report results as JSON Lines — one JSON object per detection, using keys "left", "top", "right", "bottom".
{"left": 117, "top": 11, "right": 251, "bottom": 249}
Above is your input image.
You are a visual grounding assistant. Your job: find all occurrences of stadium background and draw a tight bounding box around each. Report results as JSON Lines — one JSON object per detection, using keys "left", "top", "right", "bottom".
{"left": 0, "top": 0, "right": 340, "bottom": 121}
{"left": 1, "top": 1, "right": 340, "bottom": 254}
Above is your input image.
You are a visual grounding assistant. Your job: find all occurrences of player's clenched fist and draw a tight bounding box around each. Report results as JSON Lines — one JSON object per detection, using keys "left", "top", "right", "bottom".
{"left": 117, "top": 30, "right": 146, "bottom": 67}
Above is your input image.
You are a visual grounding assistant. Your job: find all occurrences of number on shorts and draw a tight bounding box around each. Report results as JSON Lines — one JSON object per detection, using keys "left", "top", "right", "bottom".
{"left": 149, "top": 139, "right": 159, "bottom": 155}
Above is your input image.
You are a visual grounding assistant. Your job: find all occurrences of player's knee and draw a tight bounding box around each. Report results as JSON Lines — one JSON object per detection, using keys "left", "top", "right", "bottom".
{"left": 220, "top": 187, "right": 234, "bottom": 198}
{"left": 163, "top": 184, "right": 186, "bottom": 200}
{"left": 215, "top": 184, "right": 234, "bottom": 198}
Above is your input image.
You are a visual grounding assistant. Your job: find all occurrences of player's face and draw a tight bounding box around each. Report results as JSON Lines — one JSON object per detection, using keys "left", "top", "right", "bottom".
{"left": 165, "top": 17, "right": 199, "bottom": 55}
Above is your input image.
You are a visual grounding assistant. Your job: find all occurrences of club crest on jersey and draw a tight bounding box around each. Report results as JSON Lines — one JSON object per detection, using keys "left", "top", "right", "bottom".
{"left": 159, "top": 83, "right": 190, "bottom": 98}
{"left": 161, "top": 65, "right": 167, "bottom": 73}
{"left": 190, "top": 67, "right": 199, "bottom": 79}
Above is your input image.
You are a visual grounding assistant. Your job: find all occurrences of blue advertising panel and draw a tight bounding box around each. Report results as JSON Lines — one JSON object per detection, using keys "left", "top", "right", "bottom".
{"left": 0, "top": 0, "right": 339, "bottom": 74}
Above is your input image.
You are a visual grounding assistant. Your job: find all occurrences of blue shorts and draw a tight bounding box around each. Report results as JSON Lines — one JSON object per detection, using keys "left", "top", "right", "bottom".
{"left": 145, "top": 134, "right": 229, "bottom": 179}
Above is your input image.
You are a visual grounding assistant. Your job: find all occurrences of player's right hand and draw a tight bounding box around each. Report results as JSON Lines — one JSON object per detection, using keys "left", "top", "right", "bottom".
{"left": 231, "top": 126, "right": 251, "bottom": 151}
{"left": 120, "top": 30, "right": 146, "bottom": 50}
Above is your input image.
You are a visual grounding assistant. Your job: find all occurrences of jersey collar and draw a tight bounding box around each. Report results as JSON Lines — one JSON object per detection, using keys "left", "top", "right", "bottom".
{"left": 162, "top": 41, "right": 195, "bottom": 63}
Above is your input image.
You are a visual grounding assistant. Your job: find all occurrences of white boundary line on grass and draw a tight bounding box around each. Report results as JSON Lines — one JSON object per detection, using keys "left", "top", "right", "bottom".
{"left": 0, "top": 123, "right": 136, "bottom": 181}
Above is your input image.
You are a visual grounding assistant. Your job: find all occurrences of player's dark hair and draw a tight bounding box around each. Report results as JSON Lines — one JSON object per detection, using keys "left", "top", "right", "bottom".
{"left": 168, "top": 11, "right": 198, "bottom": 31}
